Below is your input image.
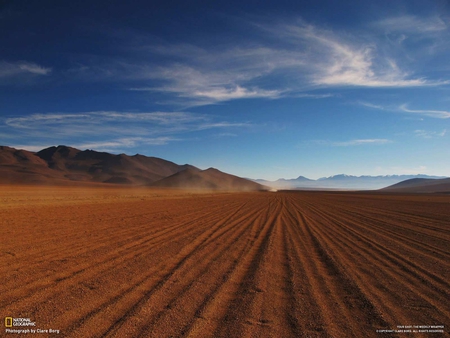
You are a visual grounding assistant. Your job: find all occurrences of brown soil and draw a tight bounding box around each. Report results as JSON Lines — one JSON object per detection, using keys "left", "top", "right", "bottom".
{"left": 1, "top": 187, "right": 449, "bottom": 337}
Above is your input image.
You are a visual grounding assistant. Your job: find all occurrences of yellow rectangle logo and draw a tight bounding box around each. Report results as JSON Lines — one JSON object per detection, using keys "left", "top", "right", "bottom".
{"left": 5, "top": 317, "right": 13, "bottom": 327}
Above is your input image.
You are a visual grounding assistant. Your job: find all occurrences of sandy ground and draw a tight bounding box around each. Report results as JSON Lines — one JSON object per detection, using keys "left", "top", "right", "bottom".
{"left": 1, "top": 186, "right": 449, "bottom": 337}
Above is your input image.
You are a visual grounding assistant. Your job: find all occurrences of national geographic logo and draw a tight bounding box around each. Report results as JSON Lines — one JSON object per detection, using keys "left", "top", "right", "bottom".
{"left": 4, "top": 317, "right": 36, "bottom": 327}
{"left": 5, "top": 317, "right": 12, "bottom": 327}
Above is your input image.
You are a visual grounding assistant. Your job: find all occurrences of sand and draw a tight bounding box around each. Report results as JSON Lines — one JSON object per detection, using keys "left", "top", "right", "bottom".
{"left": 1, "top": 186, "right": 449, "bottom": 337}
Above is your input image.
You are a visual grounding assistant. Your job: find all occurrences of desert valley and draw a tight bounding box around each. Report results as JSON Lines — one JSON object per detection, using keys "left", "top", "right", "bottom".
{"left": 3, "top": 0, "right": 450, "bottom": 336}
{"left": 1, "top": 146, "right": 449, "bottom": 337}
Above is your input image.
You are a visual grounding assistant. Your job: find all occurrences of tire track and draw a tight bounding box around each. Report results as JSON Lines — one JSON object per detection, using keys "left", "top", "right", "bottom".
{"left": 1, "top": 189, "right": 448, "bottom": 337}
{"left": 302, "top": 198, "right": 450, "bottom": 311}
{"left": 286, "top": 195, "right": 391, "bottom": 337}
{"left": 292, "top": 195, "right": 449, "bottom": 332}
{"left": 132, "top": 197, "right": 276, "bottom": 338}
{"left": 0, "top": 206, "right": 219, "bottom": 309}
{"left": 178, "top": 198, "right": 284, "bottom": 338}
{"left": 61, "top": 196, "right": 267, "bottom": 337}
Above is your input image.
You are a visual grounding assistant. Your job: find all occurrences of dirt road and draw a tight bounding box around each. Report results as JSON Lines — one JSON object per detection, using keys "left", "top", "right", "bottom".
{"left": 1, "top": 187, "right": 449, "bottom": 337}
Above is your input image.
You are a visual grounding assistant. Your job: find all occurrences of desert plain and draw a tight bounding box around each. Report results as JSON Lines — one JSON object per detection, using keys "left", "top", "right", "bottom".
{"left": 1, "top": 185, "right": 449, "bottom": 337}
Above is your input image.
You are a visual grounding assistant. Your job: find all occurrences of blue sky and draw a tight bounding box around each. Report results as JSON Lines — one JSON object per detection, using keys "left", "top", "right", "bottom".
{"left": 1, "top": 0, "right": 449, "bottom": 180}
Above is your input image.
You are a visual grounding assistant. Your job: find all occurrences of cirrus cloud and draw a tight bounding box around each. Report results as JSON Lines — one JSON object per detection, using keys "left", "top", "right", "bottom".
{"left": 0, "top": 60, "right": 51, "bottom": 78}
{"left": 2, "top": 111, "right": 252, "bottom": 152}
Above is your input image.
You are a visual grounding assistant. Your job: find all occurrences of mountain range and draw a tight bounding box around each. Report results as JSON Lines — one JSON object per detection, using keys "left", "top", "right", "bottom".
{"left": 253, "top": 174, "right": 448, "bottom": 190}
{"left": 0, "top": 145, "right": 266, "bottom": 191}
{"left": 1, "top": 145, "right": 448, "bottom": 192}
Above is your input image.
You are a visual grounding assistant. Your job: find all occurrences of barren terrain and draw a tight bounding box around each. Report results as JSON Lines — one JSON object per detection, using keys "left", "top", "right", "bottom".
{"left": 1, "top": 186, "right": 449, "bottom": 337}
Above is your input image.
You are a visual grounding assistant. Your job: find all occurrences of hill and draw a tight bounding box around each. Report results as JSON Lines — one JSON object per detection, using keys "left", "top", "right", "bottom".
{"left": 0, "top": 145, "right": 197, "bottom": 185}
{"left": 0, "top": 146, "right": 68, "bottom": 184}
{"left": 151, "top": 167, "right": 267, "bottom": 191}
{"left": 0, "top": 145, "right": 265, "bottom": 190}
{"left": 381, "top": 177, "right": 450, "bottom": 193}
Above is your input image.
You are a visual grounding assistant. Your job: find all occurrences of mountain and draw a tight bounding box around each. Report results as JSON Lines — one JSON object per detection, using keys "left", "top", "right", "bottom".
{"left": 151, "top": 167, "right": 267, "bottom": 191}
{"left": 34, "top": 145, "right": 197, "bottom": 185}
{"left": 0, "top": 145, "right": 66, "bottom": 184}
{"left": 254, "top": 175, "right": 313, "bottom": 189}
{"left": 381, "top": 178, "right": 450, "bottom": 193}
{"left": 0, "top": 145, "right": 197, "bottom": 185}
{"left": 0, "top": 145, "right": 265, "bottom": 190}
{"left": 254, "top": 174, "right": 448, "bottom": 190}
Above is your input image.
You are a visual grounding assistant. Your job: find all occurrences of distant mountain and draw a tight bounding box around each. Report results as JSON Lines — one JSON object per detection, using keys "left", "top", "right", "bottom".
{"left": 381, "top": 178, "right": 450, "bottom": 193}
{"left": 152, "top": 167, "right": 267, "bottom": 191}
{"left": 0, "top": 145, "right": 196, "bottom": 185}
{"left": 254, "top": 175, "right": 313, "bottom": 189}
{"left": 254, "top": 174, "right": 448, "bottom": 190}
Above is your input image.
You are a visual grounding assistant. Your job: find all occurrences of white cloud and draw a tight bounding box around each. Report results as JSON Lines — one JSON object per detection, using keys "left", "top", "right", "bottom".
{"left": 358, "top": 101, "right": 387, "bottom": 110}
{"left": 67, "top": 17, "right": 447, "bottom": 106}
{"left": 2, "top": 111, "right": 251, "bottom": 151}
{"left": 18, "top": 63, "right": 51, "bottom": 75}
{"left": 375, "top": 15, "right": 447, "bottom": 33}
{"left": 10, "top": 138, "right": 177, "bottom": 153}
{"left": 414, "top": 129, "right": 447, "bottom": 138}
{"left": 357, "top": 102, "right": 450, "bottom": 119}
{"left": 294, "top": 93, "right": 336, "bottom": 99}
{"left": 310, "top": 138, "right": 392, "bottom": 147}
{"left": 0, "top": 60, "right": 51, "bottom": 78}
{"left": 302, "top": 29, "right": 427, "bottom": 87}
{"left": 332, "top": 139, "right": 392, "bottom": 146}
{"left": 127, "top": 57, "right": 286, "bottom": 106}
{"left": 191, "top": 85, "right": 281, "bottom": 101}
{"left": 255, "top": 20, "right": 442, "bottom": 88}
{"left": 5, "top": 111, "right": 205, "bottom": 130}
{"left": 400, "top": 104, "right": 450, "bottom": 118}
{"left": 76, "top": 137, "right": 177, "bottom": 150}
{"left": 197, "top": 122, "right": 252, "bottom": 130}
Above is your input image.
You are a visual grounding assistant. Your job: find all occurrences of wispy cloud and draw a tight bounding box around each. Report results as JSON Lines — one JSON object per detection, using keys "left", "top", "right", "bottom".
{"left": 332, "top": 139, "right": 392, "bottom": 146}
{"left": 66, "top": 17, "right": 447, "bottom": 106}
{"left": 375, "top": 15, "right": 447, "bottom": 33}
{"left": 2, "top": 111, "right": 251, "bottom": 151}
{"left": 5, "top": 111, "right": 205, "bottom": 130}
{"left": 372, "top": 14, "right": 450, "bottom": 58}
{"left": 125, "top": 48, "right": 289, "bottom": 106}
{"left": 256, "top": 20, "right": 440, "bottom": 88}
{"left": 310, "top": 138, "right": 392, "bottom": 147}
{"left": 10, "top": 137, "right": 178, "bottom": 153}
{"left": 400, "top": 104, "right": 450, "bottom": 118}
{"left": 306, "top": 33, "right": 428, "bottom": 87}
{"left": 294, "top": 93, "right": 336, "bottom": 99}
{"left": 0, "top": 60, "right": 51, "bottom": 78}
{"left": 358, "top": 102, "right": 450, "bottom": 119}
{"left": 75, "top": 137, "right": 178, "bottom": 150}
{"left": 414, "top": 129, "right": 446, "bottom": 139}
{"left": 358, "top": 101, "right": 388, "bottom": 110}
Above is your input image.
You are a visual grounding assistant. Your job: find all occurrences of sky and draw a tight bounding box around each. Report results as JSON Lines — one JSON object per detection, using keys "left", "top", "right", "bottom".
{"left": 1, "top": 0, "right": 449, "bottom": 180}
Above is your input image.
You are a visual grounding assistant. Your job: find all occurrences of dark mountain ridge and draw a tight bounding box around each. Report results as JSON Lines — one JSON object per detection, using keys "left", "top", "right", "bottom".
{"left": 0, "top": 145, "right": 266, "bottom": 191}
{"left": 1, "top": 145, "right": 198, "bottom": 185}
{"left": 381, "top": 177, "right": 450, "bottom": 193}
